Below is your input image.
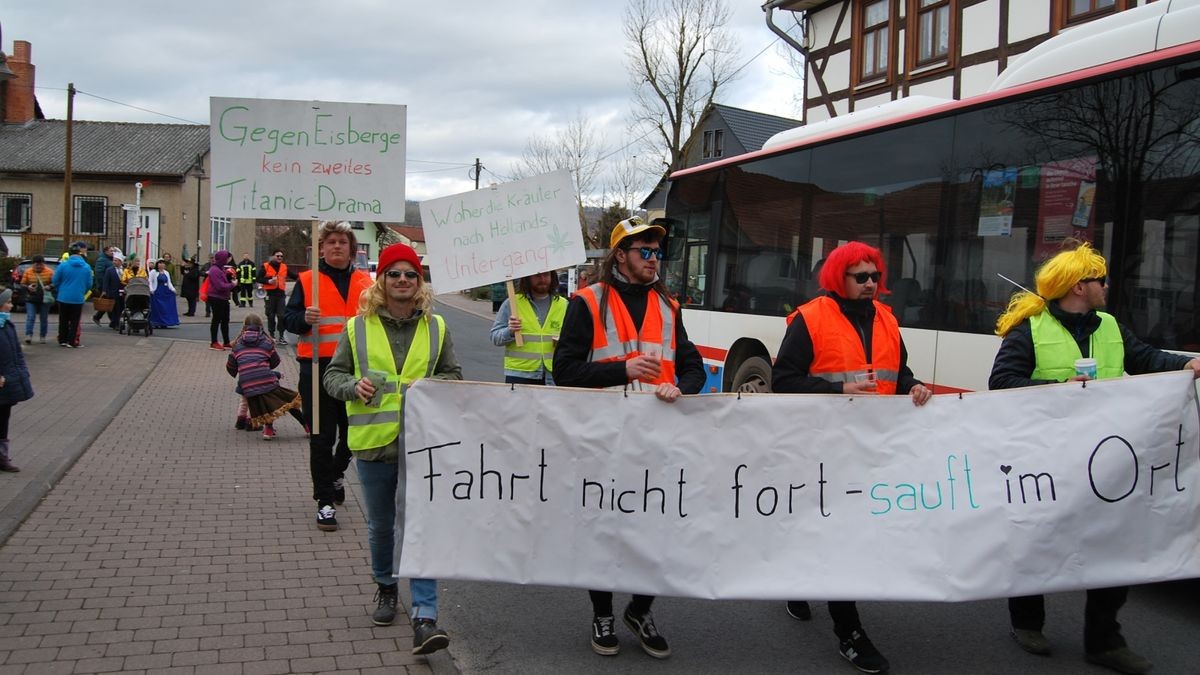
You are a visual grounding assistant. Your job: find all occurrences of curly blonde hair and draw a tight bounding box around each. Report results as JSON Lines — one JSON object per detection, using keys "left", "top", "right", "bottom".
{"left": 358, "top": 271, "right": 434, "bottom": 318}
{"left": 995, "top": 240, "right": 1107, "bottom": 337}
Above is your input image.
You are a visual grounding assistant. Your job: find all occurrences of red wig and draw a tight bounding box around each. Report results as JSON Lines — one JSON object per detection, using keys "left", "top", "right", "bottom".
{"left": 818, "top": 241, "right": 889, "bottom": 297}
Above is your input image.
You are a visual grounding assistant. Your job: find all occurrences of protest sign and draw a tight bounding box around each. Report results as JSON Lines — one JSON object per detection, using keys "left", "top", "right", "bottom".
{"left": 419, "top": 170, "right": 586, "bottom": 293}
{"left": 208, "top": 97, "right": 407, "bottom": 220}
{"left": 398, "top": 374, "right": 1200, "bottom": 601}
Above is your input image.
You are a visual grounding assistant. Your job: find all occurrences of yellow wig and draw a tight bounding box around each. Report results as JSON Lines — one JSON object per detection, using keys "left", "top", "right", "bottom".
{"left": 994, "top": 240, "right": 1107, "bottom": 337}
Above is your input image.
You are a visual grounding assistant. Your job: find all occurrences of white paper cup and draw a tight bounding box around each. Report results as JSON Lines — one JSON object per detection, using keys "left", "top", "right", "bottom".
{"left": 1074, "top": 358, "right": 1097, "bottom": 378}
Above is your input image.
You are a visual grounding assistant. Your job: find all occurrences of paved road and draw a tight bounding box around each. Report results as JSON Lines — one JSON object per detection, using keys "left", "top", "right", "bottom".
{"left": 429, "top": 293, "right": 1200, "bottom": 675}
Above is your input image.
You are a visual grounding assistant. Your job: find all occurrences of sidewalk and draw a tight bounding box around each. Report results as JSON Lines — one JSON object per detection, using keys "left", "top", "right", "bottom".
{"left": 0, "top": 318, "right": 455, "bottom": 674}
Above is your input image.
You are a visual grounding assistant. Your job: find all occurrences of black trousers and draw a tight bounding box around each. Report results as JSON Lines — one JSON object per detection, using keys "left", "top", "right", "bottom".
{"left": 209, "top": 298, "right": 230, "bottom": 344}
{"left": 107, "top": 297, "right": 125, "bottom": 329}
{"left": 237, "top": 283, "right": 254, "bottom": 305}
{"left": 298, "top": 359, "right": 351, "bottom": 506}
{"left": 264, "top": 292, "right": 286, "bottom": 336}
{"left": 1009, "top": 587, "right": 1129, "bottom": 653}
{"left": 57, "top": 302, "right": 83, "bottom": 346}
{"left": 589, "top": 591, "right": 654, "bottom": 617}
{"left": 828, "top": 601, "right": 863, "bottom": 640}
{"left": 184, "top": 296, "right": 197, "bottom": 315}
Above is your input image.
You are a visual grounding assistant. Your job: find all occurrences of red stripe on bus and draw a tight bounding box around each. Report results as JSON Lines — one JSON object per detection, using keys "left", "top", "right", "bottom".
{"left": 696, "top": 345, "right": 728, "bottom": 362}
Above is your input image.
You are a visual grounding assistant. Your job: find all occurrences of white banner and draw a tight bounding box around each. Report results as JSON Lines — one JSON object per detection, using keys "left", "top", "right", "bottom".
{"left": 209, "top": 97, "right": 407, "bottom": 220}
{"left": 397, "top": 374, "right": 1200, "bottom": 602}
{"left": 419, "top": 170, "right": 586, "bottom": 293}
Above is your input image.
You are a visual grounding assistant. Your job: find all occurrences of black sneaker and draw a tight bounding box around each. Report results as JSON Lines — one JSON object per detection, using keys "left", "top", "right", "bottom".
{"left": 623, "top": 604, "right": 670, "bottom": 659}
{"left": 333, "top": 478, "right": 346, "bottom": 505}
{"left": 316, "top": 504, "right": 338, "bottom": 531}
{"left": 590, "top": 615, "right": 619, "bottom": 656}
{"left": 412, "top": 618, "right": 450, "bottom": 655}
{"left": 787, "top": 600, "right": 813, "bottom": 621}
{"left": 839, "top": 629, "right": 889, "bottom": 673}
{"left": 372, "top": 584, "right": 398, "bottom": 626}
{"left": 1085, "top": 646, "right": 1153, "bottom": 675}
{"left": 277, "top": 335, "right": 288, "bottom": 345}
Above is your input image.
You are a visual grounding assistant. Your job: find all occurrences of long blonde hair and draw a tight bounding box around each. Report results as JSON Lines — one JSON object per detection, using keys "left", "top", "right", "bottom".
{"left": 995, "top": 240, "right": 1107, "bottom": 336}
{"left": 358, "top": 271, "right": 434, "bottom": 318}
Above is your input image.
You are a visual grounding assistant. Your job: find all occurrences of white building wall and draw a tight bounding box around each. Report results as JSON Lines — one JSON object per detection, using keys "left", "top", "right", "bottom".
{"left": 962, "top": 0, "right": 1001, "bottom": 55}
{"left": 810, "top": 3, "right": 844, "bottom": 50}
{"left": 960, "top": 61, "right": 999, "bottom": 99}
{"left": 1008, "top": 0, "right": 1050, "bottom": 43}
{"left": 907, "top": 76, "right": 955, "bottom": 99}
{"left": 825, "top": 49, "right": 852, "bottom": 91}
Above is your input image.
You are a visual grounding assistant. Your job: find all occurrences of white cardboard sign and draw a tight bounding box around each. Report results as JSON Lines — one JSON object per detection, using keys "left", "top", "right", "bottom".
{"left": 397, "top": 374, "right": 1200, "bottom": 601}
{"left": 419, "top": 170, "right": 586, "bottom": 293}
{"left": 208, "top": 97, "right": 407, "bottom": 220}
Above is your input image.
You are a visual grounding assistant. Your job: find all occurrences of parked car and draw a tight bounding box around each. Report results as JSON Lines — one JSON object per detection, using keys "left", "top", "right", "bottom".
{"left": 10, "top": 259, "right": 61, "bottom": 312}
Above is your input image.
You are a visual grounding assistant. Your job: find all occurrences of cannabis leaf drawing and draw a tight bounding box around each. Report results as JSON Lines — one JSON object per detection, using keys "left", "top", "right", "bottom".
{"left": 546, "top": 224, "right": 572, "bottom": 253}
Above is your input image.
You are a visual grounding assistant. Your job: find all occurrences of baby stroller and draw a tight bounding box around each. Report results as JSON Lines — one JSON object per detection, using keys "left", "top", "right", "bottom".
{"left": 120, "top": 277, "right": 153, "bottom": 337}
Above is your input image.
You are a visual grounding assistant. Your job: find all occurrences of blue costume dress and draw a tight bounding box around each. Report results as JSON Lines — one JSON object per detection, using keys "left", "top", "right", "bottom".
{"left": 149, "top": 270, "right": 181, "bottom": 328}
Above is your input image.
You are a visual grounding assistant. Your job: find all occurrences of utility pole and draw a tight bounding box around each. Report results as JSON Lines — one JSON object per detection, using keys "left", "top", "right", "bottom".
{"left": 469, "top": 157, "right": 482, "bottom": 189}
{"left": 61, "top": 82, "right": 75, "bottom": 253}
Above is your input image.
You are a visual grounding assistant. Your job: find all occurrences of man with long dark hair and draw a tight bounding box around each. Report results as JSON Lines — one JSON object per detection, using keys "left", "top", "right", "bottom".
{"left": 553, "top": 217, "right": 705, "bottom": 660}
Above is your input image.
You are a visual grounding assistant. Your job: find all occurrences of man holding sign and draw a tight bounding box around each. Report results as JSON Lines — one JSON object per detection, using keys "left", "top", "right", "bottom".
{"left": 322, "top": 242, "right": 461, "bottom": 654}
{"left": 553, "top": 217, "right": 705, "bottom": 659}
{"left": 990, "top": 240, "right": 1199, "bottom": 675}
{"left": 489, "top": 271, "right": 566, "bottom": 385}
{"left": 284, "top": 221, "right": 374, "bottom": 532}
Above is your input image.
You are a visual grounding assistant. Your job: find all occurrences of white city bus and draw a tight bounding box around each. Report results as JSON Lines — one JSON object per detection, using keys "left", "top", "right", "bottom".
{"left": 661, "top": 2, "right": 1200, "bottom": 394}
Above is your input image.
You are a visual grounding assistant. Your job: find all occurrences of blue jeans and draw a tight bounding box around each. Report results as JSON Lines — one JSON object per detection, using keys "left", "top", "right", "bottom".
{"left": 24, "top": 302, "right": 49, "bottom": 339}
{"left": 357, "top": 457, "right": 438, "bottom": 620}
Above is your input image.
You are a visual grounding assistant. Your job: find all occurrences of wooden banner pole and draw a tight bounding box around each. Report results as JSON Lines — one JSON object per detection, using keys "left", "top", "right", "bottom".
{"left": 310, "top": 218, "right": 321, "bottom": 435}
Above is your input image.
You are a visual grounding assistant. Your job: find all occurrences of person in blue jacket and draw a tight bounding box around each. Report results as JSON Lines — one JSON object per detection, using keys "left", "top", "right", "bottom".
{"left": 50, "top": 241, "right": 94, "bottom": 348}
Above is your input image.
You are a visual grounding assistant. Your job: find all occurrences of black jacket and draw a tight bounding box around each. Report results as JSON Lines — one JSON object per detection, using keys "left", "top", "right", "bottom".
{"left": 772, "top": 294, "right": 921, "bottom": 395}
{"left": 988, "top": 301, "right": 1192, "bottom": 390}
{"left": 0, "top": 322, "right": 33, "bottom": 406}
{"left": 552, "top": 278, "right": 705, "bottom": 393}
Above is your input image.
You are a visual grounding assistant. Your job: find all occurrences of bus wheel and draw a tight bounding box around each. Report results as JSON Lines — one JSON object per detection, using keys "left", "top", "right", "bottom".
{"left": 732, "top": 356, "right": 771, "bottom": 393}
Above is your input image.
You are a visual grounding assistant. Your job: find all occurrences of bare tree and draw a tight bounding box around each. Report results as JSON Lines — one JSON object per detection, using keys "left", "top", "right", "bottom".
{"left": 601, "top": 148, "right": 650, "bottom": 218}
{"left": 512, "top": 110, "right": 608, "bottom": 248}
{"left": 624, "top": 0, "right": 740, "bottom": 171}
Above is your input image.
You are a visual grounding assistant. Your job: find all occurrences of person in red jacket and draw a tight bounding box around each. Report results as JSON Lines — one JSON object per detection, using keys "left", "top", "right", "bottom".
{"left": 772, "top": 241, "right": 931, "bottom": 675}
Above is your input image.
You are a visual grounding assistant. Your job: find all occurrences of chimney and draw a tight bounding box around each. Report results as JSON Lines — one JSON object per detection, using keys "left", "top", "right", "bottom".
{"left": 3, "top": 40, "right": 36, "bottom": 124}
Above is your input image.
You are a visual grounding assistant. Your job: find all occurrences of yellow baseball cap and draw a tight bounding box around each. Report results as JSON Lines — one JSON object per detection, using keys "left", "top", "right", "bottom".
{"left": 610, "top": 216, "right": 666, "bottom": 249}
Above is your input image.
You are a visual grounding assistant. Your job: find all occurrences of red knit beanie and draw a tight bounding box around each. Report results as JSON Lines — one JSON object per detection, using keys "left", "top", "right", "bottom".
{"left": 378, "top": 243, "right": 422, "bottom": 275}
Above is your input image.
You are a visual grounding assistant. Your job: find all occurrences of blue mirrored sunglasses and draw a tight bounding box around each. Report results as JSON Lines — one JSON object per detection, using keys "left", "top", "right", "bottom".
{"left": 633, "top": 247, "right": 664, "bottom": 261}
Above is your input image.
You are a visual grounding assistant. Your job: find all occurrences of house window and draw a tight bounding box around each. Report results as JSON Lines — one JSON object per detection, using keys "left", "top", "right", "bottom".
{"left": 912, "top": 0, "right": 951, "bottom": 66}
{"left": 211, "top": 217, "right": 230, "bottom": 253}
{"left": 74, "top": 196, "right": 107, "bottom": 235}
{"left": 1056, "top": 0, "right": 1127, "bottom": 28}
{"left": 859, "top": 0, "right": 892, "bottom": 82}
{"left": 703, "top": 130, "right": 725, "bottom": 159}
{"left": 1, "top": 193, "right": 31, "bottom": 232}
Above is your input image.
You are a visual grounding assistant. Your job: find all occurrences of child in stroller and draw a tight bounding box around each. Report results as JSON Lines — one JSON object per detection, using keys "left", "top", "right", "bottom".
{"left": 120, "top": 277, "right": 153, "bottom": 337}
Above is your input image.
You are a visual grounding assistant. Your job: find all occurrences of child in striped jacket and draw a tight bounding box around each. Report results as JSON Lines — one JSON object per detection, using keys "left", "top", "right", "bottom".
{"left": 226, "top": 313, "right": 306, "bottom": 440}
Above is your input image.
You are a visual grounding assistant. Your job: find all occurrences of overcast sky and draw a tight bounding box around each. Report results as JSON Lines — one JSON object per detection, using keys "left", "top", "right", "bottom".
{"left": 4, "top": 1, "right": 803, "bottom": 203}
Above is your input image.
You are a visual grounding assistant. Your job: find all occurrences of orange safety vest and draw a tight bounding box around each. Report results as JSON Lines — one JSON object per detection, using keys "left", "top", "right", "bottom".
{"left": 576, "top": 282, "right": 678, "bottom": 387}
{"left": 295, "top": 269, "right": 374, "bottom": 359}
{"left": 261, "top": 261, "right": 288, "bottom": 292}
{"left": 796, "top": 296, "right": 901, "bottom": 394}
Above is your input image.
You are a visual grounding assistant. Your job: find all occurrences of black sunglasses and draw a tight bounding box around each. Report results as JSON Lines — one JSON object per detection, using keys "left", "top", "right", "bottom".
{"left": 1082, "top": 276, "right": 1107, "bottom": 286}
{"left": 846, "top": 271, "right": 882, "bottom": 284}
{"left": 385, "top": 270, "right": 421, "bottom": 280}
{"left": 628, "top": 246, "right": 664, "bottom": 261}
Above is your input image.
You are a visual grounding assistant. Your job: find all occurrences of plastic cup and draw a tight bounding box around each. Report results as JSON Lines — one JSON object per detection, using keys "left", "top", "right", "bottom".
{"left": 854, "top": 371, "right": 878, "bottom": 390}
{"left": 1074, "top": 358, "right": 1097, "bottom": 379}
{"left": 365, "top": 369, "right": 388, "bottom": 407}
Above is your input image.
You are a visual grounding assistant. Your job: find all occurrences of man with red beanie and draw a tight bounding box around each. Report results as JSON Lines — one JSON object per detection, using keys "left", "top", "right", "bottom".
{"left": 772, "top": 240, "right": 931, "bottom": 674}
{"left": 322, "top": 241, "right": 460, "bottom": 653}
{"left": 283, "top": 221, "right": 374, "bottom": 532}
